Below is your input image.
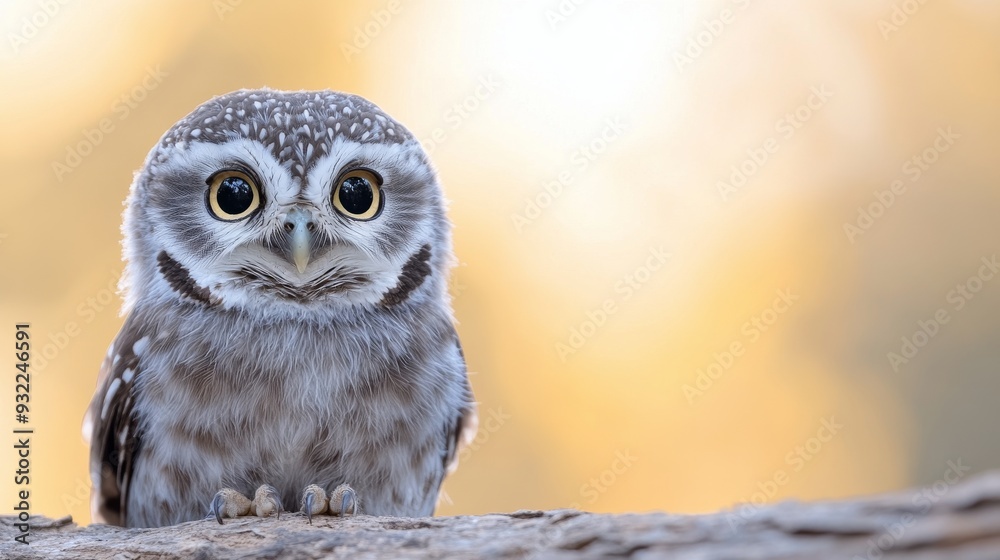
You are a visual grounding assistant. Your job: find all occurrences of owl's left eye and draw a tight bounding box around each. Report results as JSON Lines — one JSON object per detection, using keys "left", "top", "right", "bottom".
{"left": 333, "top": 169, "right": 383, "bottom": 221}
{"left": 207, "top": 170, "right": 261, "bottom": 221}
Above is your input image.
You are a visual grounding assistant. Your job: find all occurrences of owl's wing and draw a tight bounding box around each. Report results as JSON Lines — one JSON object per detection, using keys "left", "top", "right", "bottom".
{"left": 82, "top": 315, "right": 144, "bottom": 526}
{"left": 444, "top": 337, "right": 478, "bottom": 476}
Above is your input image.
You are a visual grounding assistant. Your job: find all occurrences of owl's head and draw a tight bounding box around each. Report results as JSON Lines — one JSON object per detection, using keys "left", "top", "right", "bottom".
{"left": 122, "top": 89, "right": 450, "bottom": 320}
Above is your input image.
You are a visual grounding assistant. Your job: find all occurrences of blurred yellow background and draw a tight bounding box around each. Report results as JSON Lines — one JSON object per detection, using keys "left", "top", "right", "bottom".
{"left": 1, "top": 0, "right": 999, "bottom": 525}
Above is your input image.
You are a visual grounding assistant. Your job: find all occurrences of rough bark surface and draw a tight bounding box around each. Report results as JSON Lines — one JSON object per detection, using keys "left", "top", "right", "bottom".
{"left": 3, "top": 472, "right": 1000, "bottom": 559}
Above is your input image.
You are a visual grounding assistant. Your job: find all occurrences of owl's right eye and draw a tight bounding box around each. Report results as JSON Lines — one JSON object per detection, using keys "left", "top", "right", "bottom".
{"left": 207, "top": 170, "right": 261, "bottom": 221}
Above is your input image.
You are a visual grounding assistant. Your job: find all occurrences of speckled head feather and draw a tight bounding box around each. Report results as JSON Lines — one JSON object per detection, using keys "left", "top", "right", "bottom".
{"left": 148, "top": 89, "right": 413, "bottom": 180}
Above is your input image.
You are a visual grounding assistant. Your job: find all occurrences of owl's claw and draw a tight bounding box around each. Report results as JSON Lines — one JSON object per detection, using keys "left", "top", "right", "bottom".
{"left": 209, "top": 488, "right": 251, "bottom": 524}
{"left": 300, "top": 484, "right": 328, "bottom": 524}
{"left": 211, "top": 493, "right": 224, "bottom": 524}
{"left": 305, "top": 494, "right": 316, "bottom": 525}
{"left": 341, "top": 490, "right": 356, "bottom": 516}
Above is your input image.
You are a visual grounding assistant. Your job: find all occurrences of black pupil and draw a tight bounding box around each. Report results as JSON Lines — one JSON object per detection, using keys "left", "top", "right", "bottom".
{"left": 339, "top": 176, "right": 374, "bottom": 214}
{"left": 217, "top": 176, "right": 254, "bottom": 215}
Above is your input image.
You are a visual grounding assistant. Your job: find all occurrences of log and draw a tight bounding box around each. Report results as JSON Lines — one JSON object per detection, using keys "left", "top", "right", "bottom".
{"left": 3, "top": 471, "right": 1000, "bottom": 559}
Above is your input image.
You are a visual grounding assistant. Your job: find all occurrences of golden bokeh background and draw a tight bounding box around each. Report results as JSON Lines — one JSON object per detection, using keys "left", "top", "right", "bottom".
{"left": 2, "top": 1, "right": 999, "bottom": 525}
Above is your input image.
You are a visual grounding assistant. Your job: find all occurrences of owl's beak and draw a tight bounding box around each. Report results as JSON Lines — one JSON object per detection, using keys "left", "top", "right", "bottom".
{"left": 292, "top": 236, "right": 310, "bottom": 274}
{"left": 284, "top": 208, "right": 314, "bottom": 274}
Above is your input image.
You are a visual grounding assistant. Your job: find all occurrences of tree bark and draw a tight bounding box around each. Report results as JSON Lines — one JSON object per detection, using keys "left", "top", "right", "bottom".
{"left": 3, "top": 471, "right": 1000, "bottom": 559}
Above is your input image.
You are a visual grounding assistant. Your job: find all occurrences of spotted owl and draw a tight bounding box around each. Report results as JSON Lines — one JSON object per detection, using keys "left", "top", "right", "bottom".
{"left": 82, "top": 89, "right": 477, "bottom": 528}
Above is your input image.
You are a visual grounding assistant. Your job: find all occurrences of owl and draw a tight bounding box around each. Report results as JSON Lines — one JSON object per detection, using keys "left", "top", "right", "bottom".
{"left": 82, "top": 89, "right": 477, "bottom": 528}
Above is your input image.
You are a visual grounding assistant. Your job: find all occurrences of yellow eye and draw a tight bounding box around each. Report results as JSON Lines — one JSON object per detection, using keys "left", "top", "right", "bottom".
{"left": 333, "top": 169, "right": 383, "bottom": 221}
{"left": 207, "top": 170, "right": 261, "bottom": 221}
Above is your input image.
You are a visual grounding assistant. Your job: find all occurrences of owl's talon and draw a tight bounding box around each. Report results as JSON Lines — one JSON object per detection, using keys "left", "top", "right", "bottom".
{"left": 300, "top": 484, "right": 328, "bottom": 524}
{"left": 211, "top": 493, "right": 224, "bottom": 524}
{"left": 251, "top": 484, "right": 283, "bottom": 519}
{"left": 341, "top": 491, "right": 356, "bottom": 516}
{"left": 328, "top": 484, "right": 359, "bottom": 516}
{"left": 208, "top": 488, "right": 251, "bottom": 524}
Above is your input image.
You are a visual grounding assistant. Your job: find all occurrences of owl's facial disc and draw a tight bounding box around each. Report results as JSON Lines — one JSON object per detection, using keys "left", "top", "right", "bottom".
{"left": 134, "top": 91, "right": 444, "bottom": 317}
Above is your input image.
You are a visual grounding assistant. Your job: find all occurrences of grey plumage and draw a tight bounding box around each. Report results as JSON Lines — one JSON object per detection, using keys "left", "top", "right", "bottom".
{"left": 83, "top": 89, "right": 476, "bottom": 528}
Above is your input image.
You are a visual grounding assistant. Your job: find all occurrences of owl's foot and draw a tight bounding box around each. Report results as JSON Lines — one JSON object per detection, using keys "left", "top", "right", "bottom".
{"left": 298, "top": 483, "right": 358, "bottom": 523}
{"left": 209, "top": 488, "right": 250, "bottom": 523}
{"left": 329, "top": 483, "right": 359, "bottom": 516}
{"left": 209, "top": 484, "right": 284, "bottom": 524}
{"left": 251, "top": 484, "right": 284, "bottom": 519}
{"left": 300, "top": 484, "right": 328, "bottom": 524}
